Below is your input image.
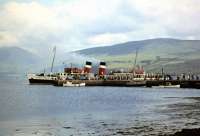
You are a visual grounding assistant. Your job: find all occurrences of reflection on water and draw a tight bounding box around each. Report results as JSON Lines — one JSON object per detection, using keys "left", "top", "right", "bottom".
{"left": 0, "top": 74, "right": 200, "bottom": 136}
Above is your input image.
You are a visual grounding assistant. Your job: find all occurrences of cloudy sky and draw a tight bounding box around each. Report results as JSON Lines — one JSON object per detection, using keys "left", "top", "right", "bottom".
{"left": 0, "top": 0, "right": 200, "bottom": 55}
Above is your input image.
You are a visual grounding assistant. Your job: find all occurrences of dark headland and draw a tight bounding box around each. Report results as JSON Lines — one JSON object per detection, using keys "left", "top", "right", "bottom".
{"left": 163, "top": 128, "right": 200, "bottom": 136}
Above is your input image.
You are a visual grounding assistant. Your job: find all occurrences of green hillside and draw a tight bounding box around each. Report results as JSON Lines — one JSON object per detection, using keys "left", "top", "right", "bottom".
{"left": 77, "top": 38, "right": 200, "bottom": 74}
{"left": 1, "top": 38, "right": 200, "bottom": 74}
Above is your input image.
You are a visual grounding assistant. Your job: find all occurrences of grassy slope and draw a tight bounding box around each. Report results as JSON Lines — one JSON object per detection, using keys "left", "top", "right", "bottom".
{"left": 77, "top": 38, "right": 200, "bottom": 74}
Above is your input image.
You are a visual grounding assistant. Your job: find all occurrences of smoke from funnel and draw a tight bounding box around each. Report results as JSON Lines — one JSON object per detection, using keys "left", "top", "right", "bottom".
{"left": 62, "top": 53, "right": 100, "bottom": 68}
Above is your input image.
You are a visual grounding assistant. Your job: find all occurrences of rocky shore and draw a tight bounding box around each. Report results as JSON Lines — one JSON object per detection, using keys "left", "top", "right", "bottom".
{"left": 165, "top": 128, "right": 200, "bottom": 136}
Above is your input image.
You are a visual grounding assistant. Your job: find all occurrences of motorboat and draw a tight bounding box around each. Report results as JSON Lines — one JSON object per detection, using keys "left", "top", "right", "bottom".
{"left": 63, "top": 81, "right": 86, "bottom": 87}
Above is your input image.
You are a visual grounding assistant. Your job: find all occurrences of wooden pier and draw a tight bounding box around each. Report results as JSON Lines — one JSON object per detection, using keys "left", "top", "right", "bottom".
{"left": 56, "top": 80, "right": 146, "bottom": 87}
{"left": 54, "top": 79, "right": 200, "bottom": 89}
{"left": 146, "top": 80, "right": 200, "bottom": 89}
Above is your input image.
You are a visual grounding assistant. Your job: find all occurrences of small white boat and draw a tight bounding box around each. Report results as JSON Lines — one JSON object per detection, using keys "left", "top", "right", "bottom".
{"left": 153, "top": 84, "right": 180, "bottom": 88}
{"left": 63, "top": 81, "right": 86, "bottom": 87}
{"left": 163, "top": 84, "right": 180, "bottom": 88}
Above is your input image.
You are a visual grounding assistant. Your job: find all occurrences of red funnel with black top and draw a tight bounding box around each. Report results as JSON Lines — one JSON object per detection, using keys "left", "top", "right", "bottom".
{"left": 84, "top": 61, "right": 92, "bottom": 73}
{"left": 99, "top": 62, "right": 106, "bottom": 76}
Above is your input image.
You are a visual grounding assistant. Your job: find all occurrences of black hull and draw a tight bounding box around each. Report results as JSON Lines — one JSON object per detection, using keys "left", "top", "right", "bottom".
{"left": 29, "top": 79, "right": 57, "bottom": 85}
{"left": 180, "top": 82, "right": 200, "bottom": 89}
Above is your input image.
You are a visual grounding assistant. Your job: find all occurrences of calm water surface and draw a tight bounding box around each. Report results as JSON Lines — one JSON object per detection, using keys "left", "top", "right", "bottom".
{"left": 0, "top": 74, "right": 200, "bottom": 136}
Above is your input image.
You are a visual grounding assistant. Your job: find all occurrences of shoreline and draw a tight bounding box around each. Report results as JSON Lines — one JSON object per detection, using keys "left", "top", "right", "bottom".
{"left": 164, "top": 128, "right": 200, "bottom": 136}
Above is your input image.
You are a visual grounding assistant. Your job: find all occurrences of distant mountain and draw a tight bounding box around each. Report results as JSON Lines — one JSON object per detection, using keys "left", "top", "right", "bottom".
{"left": 1, "top": 38, "right": 200, "bottom": 74}
{"left": 0, "top": 47, "right": 41, "bottom": 73}
{"left": 0, "top": 46, "right": 97, "bottom": 74}
{"left": 77, "top": 38, "right": 200, "bottom": 56}
{"left": 76, "top": 38, "right": 200, "bottom": 74}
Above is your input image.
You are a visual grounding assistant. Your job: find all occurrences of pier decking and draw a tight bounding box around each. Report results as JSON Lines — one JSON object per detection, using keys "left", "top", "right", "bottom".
{"left": 56, "top": 80, "right": 146, "bottom": 87}
{"left": 54, "top": 79, "right": 200, "bottom": 89}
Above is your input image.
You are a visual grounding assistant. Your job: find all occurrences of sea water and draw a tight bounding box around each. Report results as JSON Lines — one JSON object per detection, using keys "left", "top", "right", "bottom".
{"left": 0, "top": 74, "right": 200, "bottom": 136}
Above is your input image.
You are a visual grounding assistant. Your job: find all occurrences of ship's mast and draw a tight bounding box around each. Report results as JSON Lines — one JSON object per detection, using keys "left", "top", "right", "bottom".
{"left": 51, "top": 46, "right": 56, "bottom": 73}
{"left": 133, "top": 49, "right": 138, "bottom": 72}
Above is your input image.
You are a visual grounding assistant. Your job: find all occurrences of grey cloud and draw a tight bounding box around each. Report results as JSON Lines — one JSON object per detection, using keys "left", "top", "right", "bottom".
{"left": 0, "top": 0, "right": 200, "bottom": 56}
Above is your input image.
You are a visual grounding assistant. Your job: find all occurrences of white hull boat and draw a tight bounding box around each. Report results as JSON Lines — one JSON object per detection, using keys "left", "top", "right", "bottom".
{"left": 153, "top": 84, "right": 180, "bottom": 88}
{"left": 63, "top": 81, "right": 86, "bottom": 87}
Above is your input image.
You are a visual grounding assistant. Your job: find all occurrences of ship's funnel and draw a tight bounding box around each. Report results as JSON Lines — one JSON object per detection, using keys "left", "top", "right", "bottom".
{"left": 84, "top": 61, "right": 92, "bottom": 73}
{"left": 99, "top": 62, "right": 106, "bottom": 76}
